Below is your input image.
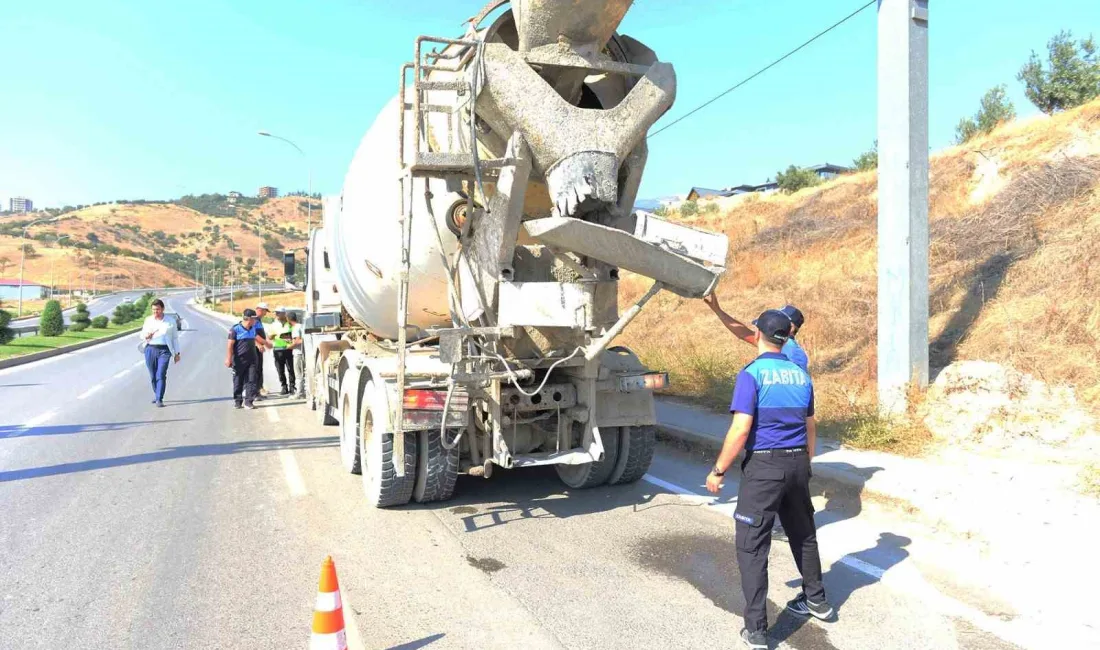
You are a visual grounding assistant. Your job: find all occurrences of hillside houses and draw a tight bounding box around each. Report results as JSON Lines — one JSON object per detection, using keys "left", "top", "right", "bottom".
{"left": 684, "top": 163, "right": 851, "bottom": 201}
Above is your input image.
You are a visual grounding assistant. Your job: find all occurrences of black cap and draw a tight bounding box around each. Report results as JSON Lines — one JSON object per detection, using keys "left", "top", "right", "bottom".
{"left": 752, "top": 309, "right": 792, "bottom": 345}
{"left": 779, "top": 304, "right": 805, "bottom": 329}
{"left": 242, "top": 308, "right": 257, "bottom": 318}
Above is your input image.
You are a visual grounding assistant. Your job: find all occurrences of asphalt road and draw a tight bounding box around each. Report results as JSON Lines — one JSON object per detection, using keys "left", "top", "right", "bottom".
{"left": 11, "top": 289, "right": 165, "bottom": 328}
{"left": 0, "top": 297, "right": 1050, "bottom": 649}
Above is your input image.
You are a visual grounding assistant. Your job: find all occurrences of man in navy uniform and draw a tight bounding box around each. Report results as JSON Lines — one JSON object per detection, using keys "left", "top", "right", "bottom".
{"left": 703, "top": 295, "right": 810, "bottom": 371}
{"left": 225, "top": 308, "right": 267, "bottom": 409}
{"left": 705, "top": 309, "right": 832, "bottom": 649}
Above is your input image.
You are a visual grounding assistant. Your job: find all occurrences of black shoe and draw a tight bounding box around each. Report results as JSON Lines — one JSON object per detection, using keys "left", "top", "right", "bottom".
{"left": 245, "top": 402, "right": 256, "bottom": 410}
{"left": 740, "top": 628, "right": 767, "bottom": 649}
{"left": 151, "top": 399, "right": 157, "bottom": 404}
{"left": 280, "top": 388, "right": 290, "bottom": 396}
{"left": 786, "top": 592, "right": 834, "bottom": 621}
{"left": 234, "top": 402, "right": 243, "bottom": 409}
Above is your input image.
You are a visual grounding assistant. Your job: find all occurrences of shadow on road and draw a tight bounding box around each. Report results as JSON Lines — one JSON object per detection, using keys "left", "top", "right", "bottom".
{"left": 163, "top": 396, "right": 235, "bottom": 406}
{"left": 0, "top": 435, "right": 337, "bottom": 482}
{"left": 809, "top": 463, "right": 884, "bottom": 533}
{"left": 0, "top": 419, "right": 191, "bottom": 439}
{"left": 427, "top": 466, "right": 703, "bottom": 533}
{"left": 0, "top": 383, "right": 43, "bottom": 389}
{"left": 771, "top": 532, "right": 912, "bottom": 645}
{"left": 387, "top": 633, "right": 445, "bottom": 650}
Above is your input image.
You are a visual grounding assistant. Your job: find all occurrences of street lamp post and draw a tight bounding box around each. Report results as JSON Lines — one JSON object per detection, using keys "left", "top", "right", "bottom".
{"left": 48, "top": 234, "right": 71, "bottom": 300}
{"left": 258, "top": 130, "right": 312, "bottom": 237}
{"left": 17, "top": 217, "right": 52, "bottom": 317}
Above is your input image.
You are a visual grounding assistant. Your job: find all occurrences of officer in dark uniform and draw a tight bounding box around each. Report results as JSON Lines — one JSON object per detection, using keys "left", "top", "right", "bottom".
{"left": 225, "top": 308, "right": 267, "bottom": 409}
{"left": 705, "top": 309, "right": 833, "bottom": 649}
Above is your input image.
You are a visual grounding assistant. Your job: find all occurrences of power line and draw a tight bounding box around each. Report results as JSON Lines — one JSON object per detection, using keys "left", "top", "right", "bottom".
{"left": 649, "top": 0, "right": 877, "bottom": 138}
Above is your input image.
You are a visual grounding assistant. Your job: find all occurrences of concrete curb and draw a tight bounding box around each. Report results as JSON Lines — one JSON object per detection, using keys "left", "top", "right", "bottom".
{"left": 0, "top": 325, "right": 141, "bottom": 371}
{"left": 655, "top": 424, "right": 880, "bottom": 492}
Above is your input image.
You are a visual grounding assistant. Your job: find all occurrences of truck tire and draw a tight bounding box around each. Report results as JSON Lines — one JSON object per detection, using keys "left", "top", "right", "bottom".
{"left": 359, "top": 384, "right": 416, "bottom": 507}
{"left": 555, "top": 425, "right": 621, "bottom": 489}
{"left": 607, "top": 425, "right": 656, "bottom": 485}
{"left": 412, "top": 430, "right": 459, "bottom": 503}
{"left": 338, "top": 381, "right": 361, "bottom": 475}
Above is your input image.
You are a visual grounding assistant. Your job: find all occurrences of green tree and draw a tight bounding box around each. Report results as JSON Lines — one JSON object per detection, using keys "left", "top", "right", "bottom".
{"left": 776, "top": 165, "right": 821, "bottom": 194}
{"left": 1018, "top": 31, "right": 1100, "bottom": 114}
{"left": 22, "top": 244, "right": 39, "bottom": 259}
{"left": 852, "top": 140, "right": 878, "bottom": 171}
{"left": 0, "top": 308, "right": 13, "bottom": 345}
{"left": 72, "top": 302, "right": 91, "bottom": 329}
{"left": 679, "top": 200, "right": 698, "bottom": 217}
{"left": 40, "top": 300, "right": 65, "bottom": 337}
{"left": 955, "top": 85, "right": 1017, "bottom": 144}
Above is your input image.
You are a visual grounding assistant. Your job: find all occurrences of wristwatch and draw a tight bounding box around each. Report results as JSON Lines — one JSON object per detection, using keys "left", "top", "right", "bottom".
{"left": 712, "top": 465, "right": 725, "bottom": 477}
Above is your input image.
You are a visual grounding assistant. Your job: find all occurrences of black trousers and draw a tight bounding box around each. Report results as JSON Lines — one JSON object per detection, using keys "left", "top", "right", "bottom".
{"left": 256, "top": 350, "right": 266, "bottom": 390}
{"left": 734, "top": 449, "right": 825, "bottom": 633}
{"left": 232, "top": 357, "right": 257, "bottom": 405}
{"left": 273, "top": 349, "right": 295, "bottom": 391}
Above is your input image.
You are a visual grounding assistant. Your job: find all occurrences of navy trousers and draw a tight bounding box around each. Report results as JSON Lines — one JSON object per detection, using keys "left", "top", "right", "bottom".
{"left": 144, "top": 345, "right": 171, "bottom": 403}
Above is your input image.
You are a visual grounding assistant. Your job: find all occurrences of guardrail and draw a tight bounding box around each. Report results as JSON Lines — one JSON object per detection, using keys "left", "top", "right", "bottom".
{"left": 10, "top": 324, "right": 41, "bottom": 337}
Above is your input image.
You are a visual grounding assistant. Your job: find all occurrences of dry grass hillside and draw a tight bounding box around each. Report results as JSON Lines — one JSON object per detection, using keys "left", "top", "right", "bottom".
{"left": 0, "top": 196, "right": 311, "bottom": 293}
{"left": 620, "top": 98, "right": 1100, "bottom": 445}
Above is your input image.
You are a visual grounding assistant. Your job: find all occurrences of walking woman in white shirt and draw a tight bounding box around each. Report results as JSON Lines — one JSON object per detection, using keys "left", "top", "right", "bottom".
{"left": 140, "top": 299, "right": 181, "bottom": 407}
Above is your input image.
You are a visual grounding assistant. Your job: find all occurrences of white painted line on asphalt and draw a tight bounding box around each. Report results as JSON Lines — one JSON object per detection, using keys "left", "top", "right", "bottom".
{"left": 643, "top": 473, "right": 1045, "bottom": 649}
{"left": 133, "top": 360, "right": 145, "bottom": 368}
{"left": 24, "top": 410, "right": 56, "bottom": 428}
{"left": 112, "top": 368, "right": 133, "bottom": 380}
{"left": 266, "top": 407, "right": 281, "bottom": 423}
{"left": 77, "top": 385, "right": 103, "bottom": 400}
{"left": 278, "top": 449, "right": 307, "bottom": 496}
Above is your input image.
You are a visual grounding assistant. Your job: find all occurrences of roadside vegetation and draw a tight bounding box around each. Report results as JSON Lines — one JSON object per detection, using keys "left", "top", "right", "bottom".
{"left": 0, "top": 292, "right": 154, "bottom": 360}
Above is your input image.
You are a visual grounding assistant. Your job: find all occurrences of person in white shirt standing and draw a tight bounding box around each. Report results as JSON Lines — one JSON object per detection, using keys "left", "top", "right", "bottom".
{"left": 141, "top": 298, "right": 181, "bottom": 407}
{"left": 288, "top": 311, "right": 306, "bottom": 399}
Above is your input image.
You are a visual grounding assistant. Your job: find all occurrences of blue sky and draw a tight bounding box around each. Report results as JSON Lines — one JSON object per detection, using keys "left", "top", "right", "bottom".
{"left": 1, "top": 0, "right": 1097, "bottom": 208}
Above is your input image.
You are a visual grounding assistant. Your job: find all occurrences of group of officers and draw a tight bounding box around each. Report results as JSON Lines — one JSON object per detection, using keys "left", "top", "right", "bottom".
{"left": 224, "top": 302, "right": 305, "bottom": 409}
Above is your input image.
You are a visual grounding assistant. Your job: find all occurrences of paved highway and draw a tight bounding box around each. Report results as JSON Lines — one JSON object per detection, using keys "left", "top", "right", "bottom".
{"left": 0, "top": 297, "right": 1044, "bottom": 649}
{"left": 10, "top": 289, "right": 169, "bottom": 329}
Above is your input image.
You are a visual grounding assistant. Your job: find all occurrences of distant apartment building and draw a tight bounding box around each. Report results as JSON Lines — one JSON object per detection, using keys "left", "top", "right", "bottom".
{"left": 227, "top": 191, "right": 243, "bottom": 205}
{"left": 258, "top": 186, "right": 278, "bottom": 199}
{"left": 9, "top": 197, "right": 33, "bottom": 213}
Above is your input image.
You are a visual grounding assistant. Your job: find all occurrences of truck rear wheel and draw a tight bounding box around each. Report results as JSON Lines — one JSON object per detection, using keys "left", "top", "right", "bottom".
{"left": 607, "top": 425, "right": 656, "bottom": 485}
{"left": 412, "top": 430, "right": 459, "bottom": 503}
{"left": 555, "top": 426, "right": 621, "bottom": 489}
{"left": 338, "top": 382, "right": 361, "bottom": 475}
{"left": 359, "top": 383, "right": 416, "bottom": 507}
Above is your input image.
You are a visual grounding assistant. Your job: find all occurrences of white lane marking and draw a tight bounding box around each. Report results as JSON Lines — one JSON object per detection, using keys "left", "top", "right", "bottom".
{"left": 133, "top": 360, "right": 145, "bottom": 368}
{"left": 278, "top": 449, "right": 307, "bottom": 496}
{"left": 112, "top": 368, "right": 133, "bottom": 380}
{"left": 339, "top": 587, "right": 366, "bottom": 650}
{"left": 265, "top": 407, "right": 281, "bottom": 423}
{"left": 77, "top": 384, "right": 103, "bottom": 400}
{"left": 642, "top": 473, "right": 1046, "bottom": 649}
{"left": 23, "top": 410, "right": 56, "bottom": 428}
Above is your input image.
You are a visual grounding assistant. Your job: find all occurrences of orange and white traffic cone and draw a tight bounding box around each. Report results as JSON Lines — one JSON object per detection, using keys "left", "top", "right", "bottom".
{"left": 310, "top": 556, "right": 347, "bottom": 650}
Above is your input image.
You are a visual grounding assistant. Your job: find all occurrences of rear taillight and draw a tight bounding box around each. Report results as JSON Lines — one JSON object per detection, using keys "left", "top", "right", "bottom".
{"left": 618, "top": 372, "right": 670, "bottom": 392}
{"left": 402, "top": 389, "right": 449, "bottom": 410}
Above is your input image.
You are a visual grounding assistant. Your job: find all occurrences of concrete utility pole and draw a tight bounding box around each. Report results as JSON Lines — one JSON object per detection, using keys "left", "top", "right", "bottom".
{"left": 877, "top": 0, "right": 929, "bottom": 414}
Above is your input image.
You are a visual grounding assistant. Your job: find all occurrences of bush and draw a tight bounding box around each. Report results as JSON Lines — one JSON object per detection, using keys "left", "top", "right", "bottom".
{"left": 112, "top": 304, "right": 135, "bottom": 325}
{"left": 679, "top": 200, "right": 698, "bottom": 217}
{"left": 0, "top": 308, "right": 13, "bottom": 345}
{"left": 40, "top": 300, "right": 65, "bottom": 337}
{"left": 852, "top": 140, "right": 878, "bottom": 171}
{"left": 70, "top": 322, "right": 88, "bottom": 332}
{"left": 72, "top": 302, "right": 91, "bottom": 327}
{"left": 1018, "top": 30, "right": 1100, "bottom": 115}
{"left": 776, "top": 165, "right": 822, "bottom": 194}
{"left": 955, "top": 85, "right": 1016, "bottom": 144}
{"left": 91, "top": 315, "right": 109, "bottom": 329}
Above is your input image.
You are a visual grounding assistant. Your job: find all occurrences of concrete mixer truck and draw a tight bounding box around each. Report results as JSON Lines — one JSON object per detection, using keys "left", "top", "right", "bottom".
{"left": 290, "top": 0, "right": 729, "bottom": 507}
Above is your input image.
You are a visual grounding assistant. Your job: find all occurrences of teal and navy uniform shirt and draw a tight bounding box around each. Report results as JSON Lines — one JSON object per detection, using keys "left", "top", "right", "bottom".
{"left": 781, "top": 337, "right": 809, "bottom": 371}
{"left": 730, "top": 352, "right": 814, "bottom": 451}
{"left": 228, "top": 322, "right": 263, "bottom": 361}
